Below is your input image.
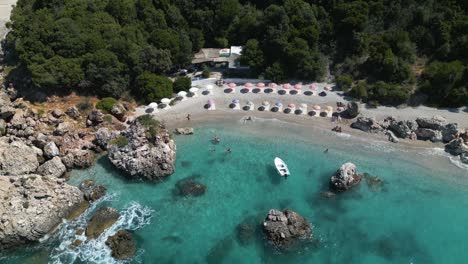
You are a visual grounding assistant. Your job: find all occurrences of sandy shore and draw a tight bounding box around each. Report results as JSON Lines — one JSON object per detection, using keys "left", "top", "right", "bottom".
{"left": 135, "top": 80, "right": 467, "bottom": 152}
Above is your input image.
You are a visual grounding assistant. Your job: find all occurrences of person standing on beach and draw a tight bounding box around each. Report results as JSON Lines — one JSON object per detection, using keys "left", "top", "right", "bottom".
{"left": 186, "top": 114, "right": 191, "bottom": 121}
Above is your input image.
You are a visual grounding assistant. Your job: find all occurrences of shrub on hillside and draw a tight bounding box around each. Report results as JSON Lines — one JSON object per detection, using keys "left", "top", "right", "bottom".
{"left": 96, "top": 97, "right": 117, "bottom": 113}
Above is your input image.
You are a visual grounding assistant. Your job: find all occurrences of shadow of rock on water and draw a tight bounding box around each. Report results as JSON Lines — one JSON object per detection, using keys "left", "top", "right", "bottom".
{"left": 372, "top": 231, "right": 434, "bottom": 263}
{"left": 206, "top": 235, "right": 235, "bottom": 264}
{"left": 180, "top": 160, "right": 192, "bottom": 168}
{"left": 266, "top": 164, "right": 282, "bottom": 185}
{"left": 362, "top": 173, "right": 386, "bottom": 192}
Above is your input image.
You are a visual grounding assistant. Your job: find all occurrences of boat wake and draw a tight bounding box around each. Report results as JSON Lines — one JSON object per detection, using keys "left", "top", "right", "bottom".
{"left": 48, "top": 197, "right": 154, "bottom": 264}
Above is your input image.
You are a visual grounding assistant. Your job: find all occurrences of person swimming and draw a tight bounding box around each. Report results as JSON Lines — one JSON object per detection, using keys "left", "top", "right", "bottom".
{"left": 324, "top": 148, "right": 329, "bottom": 153}
{"left": 213, "top": 136, "right": 220, "bottom": 143}
{"left": 226, "top": 148, "right": 231, "bottom": 153}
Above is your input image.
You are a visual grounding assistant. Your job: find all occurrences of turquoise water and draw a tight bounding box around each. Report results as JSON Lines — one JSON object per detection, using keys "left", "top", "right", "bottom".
{"left": 2, "top": 120, "right": 468, "bottom": 264}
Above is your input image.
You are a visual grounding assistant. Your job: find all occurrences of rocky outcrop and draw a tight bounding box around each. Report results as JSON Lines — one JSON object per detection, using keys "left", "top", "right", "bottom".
{"left": 329, "top": 162, "right": 361, "bottom": 192}
{"left": 0, "top": 175, "right": 84, "bottom": 249}
{"left": 105, "top": 230, "right": 136, "bottom": 260}
{"left": 108, "top": 117, "right": 176, "bottom": 180}
{"left": 87, "top": 109, "right": 104, "bottom": 127}
{"left": 43, "top": 141, "right": 59, "bottom": 159}
{"left": 54, "top": 122, "right": 73, "bottom": 136}
{"left": 442, "top": 123, "right": 458, "bottom": 143}
{"left": 51, "top": 109, "right": 64, "bottom": 118}
{"left": 263, "top": 209, "right": 311, "bottom": 249}
{"left": 37, "top": 157, "right": 66, "bottom": 178}
{"left": 416, "top": 116, "right": 446, "bottom": 130}
{"left": 86, "top": 207, "right": 120, "bottom": 239}
{"left": 61, "top": 149, "right": 95, "bottom": 169}
{"left": 350, "top": 117, "right": 383, "bottom": 133}
{"left": 344, "top": 102, "right": 359, "bottom": 118}
{"left": 65, "top": 106, "right": 80, "bottom": 119}
{"left": 174, "top": 127, "right": 194, "bottom": 135}
{"left": 388, "top": 120, "right": 417, "bottom": 138}
{"left": 445, "top": 138, "right": 468, "bottom": 156}
{"left": 95, "top": 127, "right": 118, "bottom": 150}
{"left": 79, "top": 180, "right": 107, "bottom": 202}
{"left": 415, "top": 128, "right": 442, "bottom": 142}
{"left": 0, "top": 138, "right": 39, "bottom": 176}
{"left": 110, "top": 104, "right": 126, "bottom": 122}
{"left": 385, "top": 130, "right": 399, "bottom": 143}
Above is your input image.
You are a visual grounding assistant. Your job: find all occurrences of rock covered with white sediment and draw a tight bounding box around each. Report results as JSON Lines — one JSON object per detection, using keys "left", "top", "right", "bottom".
{"left": 108, "top": 116, "right": 176, "bottom": 180}
{"left": 263, "top": 209, "right": 312, "bottom": 249}
{"left": 0, "top": 175, "right": 84, "bottom": 249}
{"left": 330, "top": 162, "right": 361, "bottom": 191}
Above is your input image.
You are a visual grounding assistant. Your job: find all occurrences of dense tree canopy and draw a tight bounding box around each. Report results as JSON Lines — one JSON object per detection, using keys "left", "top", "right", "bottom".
{"left": 4, "top": 0, "right": 468, "bottom": 107}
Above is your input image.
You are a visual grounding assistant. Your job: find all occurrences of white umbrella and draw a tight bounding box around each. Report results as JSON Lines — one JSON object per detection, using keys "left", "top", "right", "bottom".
{"left": 247, "top": 101, "right": 254, "bottom": 106}
{"left": 189, "top": 87, "right": 199, "bottom": 93}
{"left": 148, "top": 102, "right": 158, "bottom": 108}
{"left": 206, "top": 85, "right": 214, "bottom": 90}
{"left": 161, "top": 98, "right": 171, "bottom": 104}
{"left": 177, "top": 91, "right": 187, "bottom": 97}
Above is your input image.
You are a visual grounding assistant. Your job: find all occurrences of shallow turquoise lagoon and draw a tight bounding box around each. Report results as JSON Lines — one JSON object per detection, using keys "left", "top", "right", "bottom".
{"left": 2, "top": 121, "right": 468, "bottom": 264}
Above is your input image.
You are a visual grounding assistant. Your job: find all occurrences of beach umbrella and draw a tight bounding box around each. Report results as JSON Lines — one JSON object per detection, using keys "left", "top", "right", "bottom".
{"left": 262, "top": 101, "right": 270, "bottom": 106}
{"left": 232, "top": 99, "right": 240, "bottom": 104}
{"left": 247, "top": 101, "right": 254, "bottom": 106}
{"left": 148, "top": 102, "right": 158, "bottom": 108}
{"left": 294, "top": 84, "right": 302, "bottom": 90}
{"left": 177, "top": 91, "right": 187, "bottom": 97}
{"left": 324, "top": 86, "right": 332, "bottom": 91}
{"left": 275, "top": 102, "right": 283, "bottom": 107}
{"left": 313, "top": 105, "right": 321, "bottom": 110}
{"left": 189, "top": 87, "right": 199, "bottom": 93}
{"left": 300, "top": 103, "right": 307, "bottom": 108}
{"left": 282, "top": 83, "right": 291, "bottom": 89}
{"left": 325, "top": 106, "right": 333, "bottom": 112}
{"left": 208, "top": 99, "right": 215, "bottom": 104}
{"left": 245, "top": 82, "right": 253, "bottom": 87}
{"left": 228, "top": 82, "right": 237, "bottom": 88}
{"left": 161, "top": 98, "right": 171, "bottom": 104}
{"left": 309, "top": 84, "right": 317, "bottom": 90}
{"left": 269, "top": 83, "right": 277, "bottom": 88}
{"left": 337, "top": 106, "right": 345, "bottom": 112}
{"left": 257, "top": 82, "right": 265, "bottom": 87}
{"left": 206, "top": 85, "right": 214, "bottom": 90}
{"left": 288, "top": 103, "right": 296, "bottom": 108}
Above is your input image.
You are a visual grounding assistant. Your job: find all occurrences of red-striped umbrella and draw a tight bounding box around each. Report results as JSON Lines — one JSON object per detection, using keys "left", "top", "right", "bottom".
{"left": 245, "top": 82, "right": 253, "bottom": 87}
{"left": 269, "top": 83, "right": 277, "bottom": 87}
{"left": 294, "top": 84, "right": 302, "bottom": 90}
{"left": 257, "top": 82, "right": 265, "bottom": 87}
{"left": 228, "top": 83, "right": 236, "bottom": 88}
{"left": 282, "top": 83, "right": 291, "bottom": 89}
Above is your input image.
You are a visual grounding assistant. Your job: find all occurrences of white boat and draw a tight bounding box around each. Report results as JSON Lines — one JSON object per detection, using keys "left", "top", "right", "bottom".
{"left": 274, "top": 157, "right": 290, "bottom": 177}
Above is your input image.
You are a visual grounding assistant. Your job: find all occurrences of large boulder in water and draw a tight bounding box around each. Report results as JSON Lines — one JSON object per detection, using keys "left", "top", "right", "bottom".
{"left": 106, "top": 230, "right": 136, "bottom": 260}
{"left": 263, "top": 209, "right": 311, "bottom": 249}
{"left": 108, "top": 115, "right": 176, "bottom": 180}
{"left": 329, "top": 162, "right": 361, "bottom": 192}
{"left": 86, "top": 207, "right": 120, "bottom": 239}
{"left": 445, "top": 138, "right": 468, "bottom": 156}
{"left": 0, "top": 175, "right": 84, "bottom": 249}
{"left": 79, "top": 179, "right": 107, "bottom": 202}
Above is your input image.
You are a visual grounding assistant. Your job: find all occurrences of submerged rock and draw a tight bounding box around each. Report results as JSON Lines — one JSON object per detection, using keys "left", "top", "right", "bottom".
{"left": 85, "top": 207, "right": 120, "bottom": 239}
{"left": 0, "top": 175, "right": 84, "bottom": 249}
{"left": 263, "top": 209, "right": 312, "bottom": 249}
{"left": 79, "top": 179, "right": 107, "bottom": 202}
{"left": 174, "top": 178, "right": 206, "bottom": 197}
{"left": 329, "top": 162, "right": 361, "bottom": 192}
{"left": 108, "top": 116, "right": 176, "bottom": 180}
{"left": 363, "top": 173, "right": 384, "bottom": 192}
{"left": 106, "top": 230, "right": 136, "bottom": 260}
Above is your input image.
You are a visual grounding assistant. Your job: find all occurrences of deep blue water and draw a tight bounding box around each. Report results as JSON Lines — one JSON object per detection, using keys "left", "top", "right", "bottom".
{"left": 2, "top": 121, "right": 468, "bottom": 264}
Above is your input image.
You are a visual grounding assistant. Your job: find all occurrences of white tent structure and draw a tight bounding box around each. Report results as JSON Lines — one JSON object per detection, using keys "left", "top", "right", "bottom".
{"left": 299, "top": 103, "right": 307, "bottom": 114}
{"left": 204, "top": 84, "right": 214, "bottom": 95}
{"left": 189, "top": 87, "right": 199, "bottom": 97}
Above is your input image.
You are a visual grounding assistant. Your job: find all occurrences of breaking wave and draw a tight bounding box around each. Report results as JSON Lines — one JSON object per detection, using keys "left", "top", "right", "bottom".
{"left": 48, "top": 197, "right": 154, "bottom": 264}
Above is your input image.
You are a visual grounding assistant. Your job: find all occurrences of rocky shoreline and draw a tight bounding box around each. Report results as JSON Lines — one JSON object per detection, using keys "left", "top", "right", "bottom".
{"left": 0, "top": 87, "right": 176, "bottom": 258}
{"left": 349, "top": 113, "right": 468, "bottom": 165}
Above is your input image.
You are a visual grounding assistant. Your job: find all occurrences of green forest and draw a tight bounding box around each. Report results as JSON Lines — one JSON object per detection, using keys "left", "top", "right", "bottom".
{"left": 4, "top": 0, "right": 468, "bottom": 107}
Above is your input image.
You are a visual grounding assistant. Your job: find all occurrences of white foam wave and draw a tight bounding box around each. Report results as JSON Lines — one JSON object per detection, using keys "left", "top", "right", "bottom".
{"left": 48, "top": 200, "right": 154, "bottom": 264}
{"left": 419, "top": 147, "right": 468, "bottom": 170}
{"left": 449, "top": 156, "right": 468, "bottom": 170}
